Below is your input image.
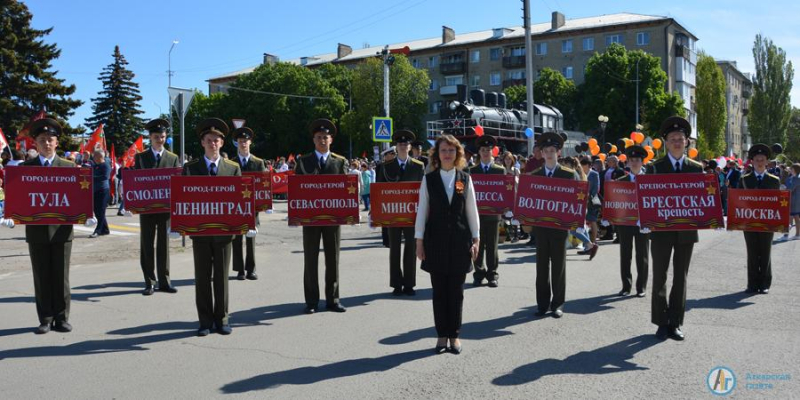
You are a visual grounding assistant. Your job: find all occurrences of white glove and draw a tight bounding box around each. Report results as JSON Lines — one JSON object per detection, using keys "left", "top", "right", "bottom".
{"left": 576, "top": 227, "right": 585, "bottom": 234}
{"left": 266, "top": 209, "right": 274, "bottom": 214}
{"left": 245, "top": 228, "right": 258, "bottom": 238}
{"left": 125, "top": 210, "right": 133, "bottom": 217}
{"left": 84, "top": 217, "right": 97, "bottom": 227}
{"left": 168, "top": 229, "right": 180, "bottom": 239}
{"left": 1, "top": 218, "right": 14, "bottom": 229}
{"left": 640, "top": 227, "right": 651, "bottom": 234}
{"left": 511, "top": 219, "right": 520, "bottom": 226}
{"left": 504, "top": 211, "right": 514, "bottom": 218}
{"left": 600, "top": 219, "right": 610, "bottom": 227}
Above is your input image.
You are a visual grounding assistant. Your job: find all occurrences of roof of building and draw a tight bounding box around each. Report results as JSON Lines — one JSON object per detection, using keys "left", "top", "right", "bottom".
{"left": 208, "top": 12, "right": 691, "bottom": 82}
{"left": 716, "top": 60, "right": 753, "bottom": 83}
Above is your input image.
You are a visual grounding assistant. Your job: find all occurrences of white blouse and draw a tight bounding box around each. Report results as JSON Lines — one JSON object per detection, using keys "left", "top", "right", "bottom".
{"left": 414, "top": 168, "right": 480, "bottom": 240}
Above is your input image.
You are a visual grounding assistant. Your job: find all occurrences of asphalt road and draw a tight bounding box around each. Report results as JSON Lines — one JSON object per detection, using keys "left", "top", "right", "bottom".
{"left": 0, "top": 202, "right": 798, "bottom": 399}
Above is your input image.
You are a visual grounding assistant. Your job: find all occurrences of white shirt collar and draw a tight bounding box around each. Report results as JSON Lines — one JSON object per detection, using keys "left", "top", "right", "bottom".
{"left": 481, "top": 161, "right": 493, "bottom": 169}
{"left": 238, "top": 153, "right": 249, "bottom": 163}
{"left": 151, "top": 148, "right": 163, "bottom": 157}
{"left": 204, "top": 155, "right": 220, "bottom": 169}
{"left": 754, "top": 170, "right": 766, "bottom": 178}
{"left": 667, "top": 153, "right": 685, "bottom": 169}
{"left": 544, "top": 164, "right": 557, "bottom": 175}
{"left": 38, "top": 154, "right": 56, "bottom": 165}
{"left": 439, "top": 168, "right": 457, "bottom": 177}
{"left": 314, "top": 150, "right": 330, "bottom": 160}
{"left": 396, "top": 155, "right": 409, "bottom": 165}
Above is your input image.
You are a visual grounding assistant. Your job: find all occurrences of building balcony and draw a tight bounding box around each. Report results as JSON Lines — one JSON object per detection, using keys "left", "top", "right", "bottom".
{"left": 440, "top": 85, "right": 458, "bottom": 96}
{"left": 502, "top": 55, "right": 526, "bottom": 68}
{"left": 440, "top": 61, "right": 466, "bottom": 74}
{"left": 675, "top": 45, "right": 697, "bottom": 64}
{"left": 503, "top": 79, "right": 526, "bottom": 89}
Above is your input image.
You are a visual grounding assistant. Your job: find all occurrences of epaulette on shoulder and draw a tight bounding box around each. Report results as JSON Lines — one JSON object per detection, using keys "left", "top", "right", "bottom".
{"left": 561, "top": 166, "right": 576, "bottom": 174}
{"left": 531, "top": 166, "right": 544, "bottom": 175}
{"left": 409, "top": 158, "right": 424, "bottom": 166}
{"left": 686, "top": 158, "right": 703, "bottom": 167}
{"left": 184, "top": 159, "right": 200, "bottom": 167}
{"left": 249, "top": 155, "right": 264, "bottom": 163}
{"left": 329, "top": 152, "right": 347, "bottom": 160}
{"left": 223, "top": 159, "right": 240, "bottom": 167}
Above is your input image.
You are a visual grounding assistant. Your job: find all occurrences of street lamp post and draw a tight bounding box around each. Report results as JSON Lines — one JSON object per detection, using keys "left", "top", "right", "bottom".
{"left": 635, "top": 58, "right": 641, "bottom": 128}
{"left": 598, "top": 115, "right": 609, "bottom": 145}
{"left": 168, "top": 40, "right": 178, "bottom": 149}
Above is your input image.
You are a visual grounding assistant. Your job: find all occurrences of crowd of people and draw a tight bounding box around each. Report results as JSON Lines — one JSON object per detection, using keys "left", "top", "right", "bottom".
{"left": 1, "top": 114, "right": 798, "bottom": 355}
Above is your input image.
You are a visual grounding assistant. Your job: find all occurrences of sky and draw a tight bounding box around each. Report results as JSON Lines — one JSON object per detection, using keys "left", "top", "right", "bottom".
{"left": 21, "top": 0, "right": 800, "bottom": 132}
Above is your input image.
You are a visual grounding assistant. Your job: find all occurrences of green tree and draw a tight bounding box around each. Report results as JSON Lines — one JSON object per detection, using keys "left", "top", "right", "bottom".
{"left": 749, "top": 34, "right": 794, "bottom": 146}
{"left": 578, "top": 43, "right": 684, "bottom": 142}
{"left": 0, "top": 0, "right": 83, "bottom": 146}
{"left": 695, "top": 52, "right": 727, "bottom": 158}
{"left": 85, "top": 45, "right": 145, "bottom": 150}
{"left": 340, "top": 54, "right": 429, "bottom": 156}
{"left": 172, "top": 91, "right": 228, "bottom": 159}
{"left": 503, "top": 85, "right": 526, "bottom": 107}
{"left": 502, "top": 68, "right": 579, "bottom": 129}
{"left": 783, "top": 107, "right": 800, "bottom": 163}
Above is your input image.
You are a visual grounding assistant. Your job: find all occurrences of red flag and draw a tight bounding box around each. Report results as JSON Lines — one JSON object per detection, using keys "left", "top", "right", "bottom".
{"left": 16, "top": 109, "right": 46, "bottom": 152}
{"left": 361, "top": 151, "right": 366, "bottom": 158}
{"left": 287, "top": 153, "right": 295, "bottom": 163}
{"left": 121, "top": 136, "right": 144, "bottom": 168}
{"left": 86, "top": 123, "right": 106, "bottom": 152}
{"left": 0, "top": 127, "right": 9, "bottom": 153}
{"left": 109, "top": 144, "right": 117, "bottom": 198}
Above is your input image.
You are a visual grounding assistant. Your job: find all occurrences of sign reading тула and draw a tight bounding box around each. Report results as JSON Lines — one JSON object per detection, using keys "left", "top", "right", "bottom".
{"left": 372, "top": 117, "right": 392, "bottom": 143}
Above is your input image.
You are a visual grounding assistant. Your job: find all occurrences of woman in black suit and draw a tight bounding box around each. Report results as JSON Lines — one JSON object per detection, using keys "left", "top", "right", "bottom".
{"left": 415, "top": 134, "right": 480, "bottom": 354}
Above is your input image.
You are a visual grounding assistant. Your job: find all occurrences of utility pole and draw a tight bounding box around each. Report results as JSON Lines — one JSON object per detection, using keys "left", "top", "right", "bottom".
{"left": 168, "top": 40, "right": 178, "bottom": 150}
{"left": 380, "top": 45, "right": 394, "bottom": 151}
{"left": 635, "top": 57, "right": 641, "bottom": 128}
{"left": 523, "top": 0, "right": 535, "bottom": 155}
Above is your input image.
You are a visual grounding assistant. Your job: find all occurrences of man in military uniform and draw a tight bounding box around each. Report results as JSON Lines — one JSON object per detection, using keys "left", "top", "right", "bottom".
{"left": 647, "top": 116, "right": 703, "bottom": 341}
{"left": 739, "top": 143, "right": 781, "bottom": 294}
{"left": 134, "top": 118, "right": 181, "bottom": 295}
{"left": 22, "top": 118, "right": 77, "bottom": 334}
{"left": 295, "top": 119, "right": 348, "bottom": 314}
{"left": 183, "top": 118, "right": 242, "bottom": 336}
{"left": 529, "top": 132, "right": 579, "bottom": 318}
{"left": 411, "top": 140, "right": 429, "bottom": 168}
{"left": 615, "top": 145, "right": 649, "bottom": 297}
{"left": 468, "top": 135, "right": 505, "bottom": 287}
{"left": 377, "top": 130, "right": 425, "bottom": 296}
{"left": 231, "top": 126, "right": 267, "bottom": 281}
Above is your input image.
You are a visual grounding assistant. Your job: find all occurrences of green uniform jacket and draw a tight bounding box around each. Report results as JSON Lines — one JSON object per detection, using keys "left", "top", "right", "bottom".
{"left": 22, "top": 156, "right": 76, "bottom": 243}
{"left": 182, "top": 157, "right": 242, "bottom": 242}
{"left": 739, "top": 172, "right": 781, "bottom": 190}
{"left": 134, "top": 149, "right": 180, "bottom": 169}
{"left": 238, "top": 155, "right": 267, "bottom": 173}
{"left": 376, "top": 157, "right": 425, "bottom": 183}
{"left": 530, "top": 163, "right": 579, "bottom": 180}
{"left": 468, "top": 162, "right": 507, "bottom": 176}
{"left": 294, "top": 152, "right": 347, "bottom": 175}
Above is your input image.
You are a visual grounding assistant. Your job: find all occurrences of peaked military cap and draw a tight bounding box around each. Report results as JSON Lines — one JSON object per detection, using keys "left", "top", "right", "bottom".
{"left": 624, "top": 145, "right": 648, "bottom": 159}
{"left": 475, "top": 135, "right": 497, "bottom": 149}
{"left": 392, "top": 130, "right": 415, "bottom": 144}
{"left": 145, "top": 118, "right": 169, "bottom": 134}
{"left": 308, "top": 119, "right": 337, "bottom": 136}
{"left": 659, "top": 116, "right": 692, "bottom": 138}
{"left": 747, "top": 143, "right": 772, "bottom": 160}
{"left": 29, "top": 118, "right": 62, "bottom": 138}
{"left": 538, "top": 131, "right": 564, "bottom": 150}
{"left": 196, "top": 118, "right": 229, "bottom": 139}
{"left": 411, "top": 140, "right": 425, "bottom": 148}
{"left": 233, "top": 127, "right": 254, "bottom": 140}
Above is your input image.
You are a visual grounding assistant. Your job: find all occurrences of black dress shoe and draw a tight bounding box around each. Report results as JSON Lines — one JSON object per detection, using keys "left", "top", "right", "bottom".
{"left": 589, "top": 244, "right": 599, "bottom": 260}
{"left": 449, "top": 343, "right": 462, "bottom": 355}
{"left": 403, "top": 288, "right": 416, "bottom": 296}
{"left": 656, "top": 325, "right": 669, "bottom": 340}
{"left": 246, "top": 272, "right": 258, "bottom": 281}
{"left": 236, "top": 272, "right": 246, "bottom": 281}
{"left": 535, "top": 309, "right": 548, "bottom": 317}
{"left": 668, "top": 326, "right": 685, "bottom": 341}
{"left": 618, "top": 290, "right": 630, "bottom": 296}
{"left": 304, "top": 306, "right": 316, "bottom": 314}
{"left": 217, "top": 324, "right": 232, "bottom": 335}
{"left": 473, "top": 278, "right": 483, "bottom": 287}
{"left": 142, "top": 286, "right": 154, "bottom": 296}
{"left": 158, "top": 286, "right": 178, "bottom": 294}
{"left": 392, "top": 288, "right": 403, "bottom": 296}
{"left": 326, "top": 303, "right": 347, "bottom": 313}
{"left": 197, "top": 328, "right": 211, "bottom": 337}
{"left": 612, "top": 238, "right": 619, "bottom": 244}
{"left": 552, "top": 309, "right": 564, "bottom": 318}
{"left": 759, "top": 288, "right": 770, "bottom": 294}
{"left": 488, "top": 280, "right": 498, "bottom": 288}
{"left": 435, "top": 345, "right": 448, "bottom": 354}
{"left": 35, "top": 323, "right": 51, "bottom": 334}
{"left": 53, "top": 321, "right": 72, "bottom": 333}
{"left": 636, "top": 292, "right": 646, "bottom": 298}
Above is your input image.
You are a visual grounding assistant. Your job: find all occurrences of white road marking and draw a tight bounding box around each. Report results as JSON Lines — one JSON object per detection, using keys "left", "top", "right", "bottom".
{"left": 73, "top": 226, "right": 136, "bottom": 237}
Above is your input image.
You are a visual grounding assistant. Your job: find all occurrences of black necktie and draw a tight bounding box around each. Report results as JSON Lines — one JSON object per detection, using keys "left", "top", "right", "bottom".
{"left": 319, "top": 157, "right": 326, "bottom": 171}
{"left": 674, "top": 161, "right": 681, "bottom": 173}
{"left": 547, "top": 171, "right": 553, "bottom": 178}
{"left": 209, "top": 163, "right": 217, "bottom": 176}
{"left": 43, "top": 160, "right": 51, "bottom": 167}
{"left": 757, "top": 175, "right": 763, "bottom": 187}
{"left": 484, "top": 165, "right": 489, "bottom": 173}
{"left": 241, "top": 157, "right": 247, "bottom": 169}
{"left": 155, "top": 153, "right": 161, "bottom": 166}
{"left": 400, "top": 163, "right": 405, "bottom": 173}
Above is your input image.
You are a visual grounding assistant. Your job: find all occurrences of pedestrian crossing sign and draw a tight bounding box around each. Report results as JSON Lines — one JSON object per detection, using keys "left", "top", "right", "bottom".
{"left": 372, "top": 117, "right": 393, "bottom": 143}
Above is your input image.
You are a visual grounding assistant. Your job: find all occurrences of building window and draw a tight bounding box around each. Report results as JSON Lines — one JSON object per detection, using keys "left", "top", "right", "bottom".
{"left": 535, "top": 42, "right": 547, "bottom": 55}
{"left": 562, "top": 66, "right": 573, "bottom": 79}
{"left": 562, "top": 39, "right": 573, "bottom": 53}
{"left": 429, "top": 79, "right": 439, "bottom": 91}
{"left": 411, "top": 58, "right": 420, "bottom": 68}
{"left": 510, "top": 46, "right": 526, "bottom": 56}
{"left": 490, "top": 72, "right": 501, "bottom": 86}
{"left": 470, "top": 50, "right": 480, "bottom": 63}
{"left": 507, "top": 70, "right": 525, "bottom": 80}
{"left": 470, "top": 75, "right": 481, "bottom": 87}
{"left": 444, "top": 75, "right": 463, "bottom": 86}
{"left": 605, "top": 34, "right": 622, "bottom": 46}
{"left": 637, "top": 32, "right": 650, "bottom": 46}
{"left": 582, "top": 37, "right": 594, "bottom": 51}
{"left": 428, "top": 56, "right": 437, "bottom": 68}
{"left": 429, "top": 101, "right": 441, "bottom": 114}
{"left": 490, "top": 48, "right": 501, "bottom": 61}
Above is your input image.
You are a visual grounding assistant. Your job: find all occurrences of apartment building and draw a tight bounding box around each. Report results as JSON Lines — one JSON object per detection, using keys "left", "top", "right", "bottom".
{"left": 716, "top": 60, "right": 753, "bottom": 158}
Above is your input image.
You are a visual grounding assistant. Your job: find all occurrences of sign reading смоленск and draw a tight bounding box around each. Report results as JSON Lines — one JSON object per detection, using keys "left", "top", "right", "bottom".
{"left": 514, "top": 175, "right": 589, "bottom": 230}
{"left": 121, "top": 168, "right": 182, "bottom": 214}
{"left": 170, "top": 176, "right": 256, "bottom": 236}
{"left": 370, "top": 182, "right": 420, "bottom": 227}
{"left": 4, "top": 166, "right": 93, "bottom": 224}
{"left": 472, "top": 174, "right": 515, "bottom": 215}
{"left": 288, "top": 175, "right": 360, "bottom": 226}
{"left": 636, "top": 173, "right": 723, "bottom": 231}
{"left": 726, "top": 188, "right": 791, "bottom": 232}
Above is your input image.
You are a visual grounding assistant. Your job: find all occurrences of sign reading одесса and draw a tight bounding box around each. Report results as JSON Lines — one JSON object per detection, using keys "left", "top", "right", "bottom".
{"left": 122, "top": 168, "right": 182, "bottom": 214}
{"left": 4, "top": 166, "right": 94, "bottom": 225}
{"left": 726, "top": 188, "right": 791, "bottom": 232}
{"left": 243, "top": 171, "right": 273, "bottom": 212}
{"left": 636, "top": 173, "right": 723, "bottom": 231}
{"left": 288, "top": 174, "right": 360, "bottom": 226}
{"left": 602, "top": 181, "right": 639, "bottom": 226}
{"left": 514, "top": 175, "right": 589, "bottom": 230}
{"left": 170, "top": 176, "right": 256, "bottom": 236}
{"left": 471, "top": 174, "right": 515, "bottom": 215}
{"left": 369, "top": 182, "right": 420, "bottom": 227}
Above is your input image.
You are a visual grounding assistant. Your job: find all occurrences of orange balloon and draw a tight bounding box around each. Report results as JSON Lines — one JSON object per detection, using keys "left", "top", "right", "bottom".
{"left": 634, "top": 132, "right": 645, "bottom": 144}
{"left": 474, "top": 125, "right": 484, "bottom": 137}
{"left": 618, "top": 154, "right": 627, "bottom": 162}
{"left": 624, "top": 138, "right": 633, "bottom": 148}
{"left": 644, "top": 145, "right": 652, "bottom": 152}
{"left": 688, "top": 148, "right": 699, "bottom": 158}
{"left": 647, "top": 149, "right": 655, "bottom": 157}
{"left": 630, "top": 132, "right": 638, "bottom": 140}
{"left": 598, "top": 153, "right": 607, "bottom": 162}
{"left": 644, "top": 155, "right": 653, "bottom": 163}
{"left": 610, "top": 145, "right": 618, "bottom": 154}
{"left": 590, "top": 146, "right": 600, "bottom": 156}
{"left": 588, "top": 138, "right": 598, "bottom": 148}
{"left": 652, "top": 138, "right": 662, "bottom": 150}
